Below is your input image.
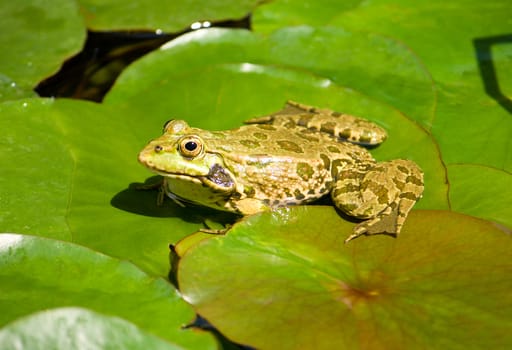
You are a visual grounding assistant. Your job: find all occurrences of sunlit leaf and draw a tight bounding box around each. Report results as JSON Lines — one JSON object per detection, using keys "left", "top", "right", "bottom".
{"left": 0, "top": 98, "right": 205, "bottom": 276}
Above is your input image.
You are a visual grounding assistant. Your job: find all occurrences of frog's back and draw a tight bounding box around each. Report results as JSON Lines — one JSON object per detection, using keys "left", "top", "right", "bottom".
{"left": 203, "top": 124, "right": 374, "bottom": 205}
{"left": 207, "top": 124, "right": 371, "bottom": 161}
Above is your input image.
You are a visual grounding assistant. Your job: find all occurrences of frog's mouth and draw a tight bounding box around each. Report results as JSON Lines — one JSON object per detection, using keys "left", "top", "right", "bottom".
{"left": 153, "top": 164, "right": 236, "bottom": 192}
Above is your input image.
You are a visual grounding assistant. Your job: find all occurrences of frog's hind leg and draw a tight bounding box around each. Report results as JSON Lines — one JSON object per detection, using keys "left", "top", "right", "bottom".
{"left": 245, "top": 101, "right": 387, "bottom": 146}
{"left": 332, "top": 159, "right": 424, "bottom": 243}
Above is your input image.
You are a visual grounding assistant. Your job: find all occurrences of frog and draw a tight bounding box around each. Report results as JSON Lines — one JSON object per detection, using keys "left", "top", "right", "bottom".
{"left": 138, "top": 101, "right": 424, "bottom": 242}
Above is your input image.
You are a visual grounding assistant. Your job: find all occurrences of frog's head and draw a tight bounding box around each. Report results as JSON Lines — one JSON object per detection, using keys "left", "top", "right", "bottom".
{"left": 138, "top": 120, "right": 235, "bottom": 194}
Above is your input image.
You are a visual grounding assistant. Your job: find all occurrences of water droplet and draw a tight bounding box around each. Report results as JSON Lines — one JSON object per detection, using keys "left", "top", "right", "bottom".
{"left": 190, "top": 22, "right": 201, "bottom": 30}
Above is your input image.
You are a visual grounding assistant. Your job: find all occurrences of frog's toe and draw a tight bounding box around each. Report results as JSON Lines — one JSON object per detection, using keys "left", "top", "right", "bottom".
{"left": 344, "top": 226, "right": 368, "bottom": 243}
{"left": 344, "top": 215, "right": 400, "bottom": 243}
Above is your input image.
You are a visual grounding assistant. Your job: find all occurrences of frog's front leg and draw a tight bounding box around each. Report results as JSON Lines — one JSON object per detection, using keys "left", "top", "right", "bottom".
{"left": 331, "top": 159, "right": 424, "bottom": 243}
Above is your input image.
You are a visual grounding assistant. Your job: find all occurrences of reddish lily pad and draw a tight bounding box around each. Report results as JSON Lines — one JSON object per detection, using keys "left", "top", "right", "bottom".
{"left": 178, "top": 206, "right": 512, "bottom": 349}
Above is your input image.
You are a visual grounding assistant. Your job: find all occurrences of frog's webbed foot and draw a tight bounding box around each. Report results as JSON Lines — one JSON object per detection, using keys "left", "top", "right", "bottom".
{"left": 135, "top": 179, "right": 163, "bottom": 191}
{"left": 135, "top": 178, "right": 167, "bottom": 206}
{"left": 344, "top": 204, "right": 401, "bottom": 243}
{"left": 135, "top": 178, "right": 189, "bottom": 207}
{"left": 332, "top": 159, "right": 424, "bottom": 243}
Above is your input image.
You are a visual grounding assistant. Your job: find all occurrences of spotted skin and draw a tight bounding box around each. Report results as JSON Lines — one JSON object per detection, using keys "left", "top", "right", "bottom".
{"left": 138, "top": 101, "right": 424, "bottom": 242}
{"left": 246, "top": 101, "right": 388, "bottom": 146}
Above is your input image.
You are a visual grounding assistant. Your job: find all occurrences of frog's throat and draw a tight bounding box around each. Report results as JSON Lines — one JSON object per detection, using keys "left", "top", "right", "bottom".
{"left": 159, "top": 163, "right": 236, "bottom": 193}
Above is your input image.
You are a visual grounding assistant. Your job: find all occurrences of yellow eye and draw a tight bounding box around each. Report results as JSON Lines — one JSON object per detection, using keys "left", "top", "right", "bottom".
{"left": 179, "top": 136, "right": 203, "bottom": 158}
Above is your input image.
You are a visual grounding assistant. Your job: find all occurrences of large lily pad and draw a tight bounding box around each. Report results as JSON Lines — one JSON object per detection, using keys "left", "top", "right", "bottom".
{"left": 178, "top": 207, "right": 512, "bottom": 349}
{"left": 106, "top": 26, "right": 435, "bottom": 129}
{"left": 0, "top": 233, "right": 216, "bottom": 349}
{"left": 0, "top": 307, "right": 183, "bottom": 350}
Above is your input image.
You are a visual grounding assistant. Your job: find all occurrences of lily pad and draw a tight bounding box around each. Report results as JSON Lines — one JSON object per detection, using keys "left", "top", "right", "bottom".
{"left": 0, "top": 98, "right": 206, "bottom": 276}
{"left": 0, "top": 1, "right": 85, "bottom": 101}
{"left": 178, "top": 206, "right": 512, "bottom": 349}
{"left": 0, "top": 307, "right": 183, "bottom": 350}
{"left": 78, "top": 0, "right": 261, "bottom": 31}
{"left": 106, "top": 26, "right": 435, "bottom": 129}
{"left": 0, "top": 233, "right": 215, "bottom": 349}
{"left": 448, "top": 164, "right": 512, "bottom": 228}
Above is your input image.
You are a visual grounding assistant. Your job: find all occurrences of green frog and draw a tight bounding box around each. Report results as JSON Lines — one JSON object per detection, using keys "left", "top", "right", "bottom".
{"left": 138, "top": 101, "right": 424, "bottom": 242}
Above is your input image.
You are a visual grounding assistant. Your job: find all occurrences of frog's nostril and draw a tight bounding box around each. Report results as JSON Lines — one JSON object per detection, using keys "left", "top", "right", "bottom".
{"left": 154, "top": 145, "right": 164, "bottom": 153}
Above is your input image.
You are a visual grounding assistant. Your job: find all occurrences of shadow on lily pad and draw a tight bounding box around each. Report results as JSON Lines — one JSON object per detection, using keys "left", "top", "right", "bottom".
{"left": 111, "top": 176, "right": 238, "bottom": 226}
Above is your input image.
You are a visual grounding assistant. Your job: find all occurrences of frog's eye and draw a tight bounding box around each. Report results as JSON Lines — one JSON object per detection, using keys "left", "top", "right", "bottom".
{"left": 178, "top": 136, "right": 203, "bottom": 158}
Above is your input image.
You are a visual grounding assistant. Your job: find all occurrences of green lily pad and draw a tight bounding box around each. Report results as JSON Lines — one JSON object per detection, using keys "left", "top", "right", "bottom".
{"left": 0, "top": 233, "right": 216, "bottom": 349}
{"left": 254, "top": 0, "right": 512, "bottom": 187}
{"left": 448, "top": 164, "right": 512, "bottom": 228}
{"left": 253, "top": 0, "right": 360, "bottom": 31}
{"left": 0, "top": 307, "right": 184, "bottom": 350}
{"left": 178, "top": 206, "right": 512, "bottom": 349}
{"left": 106, "top": 26, "right": 435, "bottom": 128}
{"left": 78, "top": 0, "right": 260, "bottom": 31}
{"left": 0, "top": 1, "right": 85, "bottom": 101}
{"left": 0, "top": 98, "right": 206, "bottom": 276}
